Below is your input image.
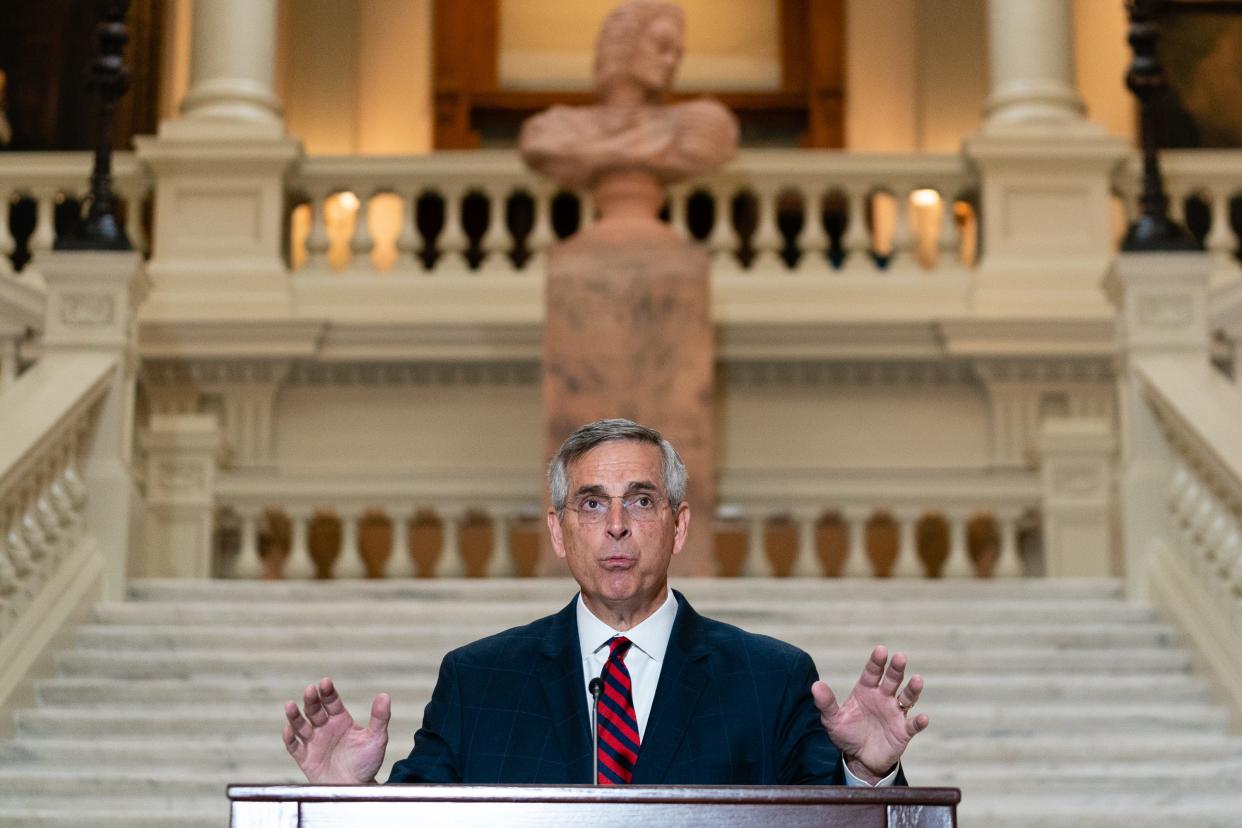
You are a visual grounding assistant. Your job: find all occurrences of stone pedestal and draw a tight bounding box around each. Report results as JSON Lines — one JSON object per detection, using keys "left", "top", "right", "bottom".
{"left": 1039, "top": 418, "right": 1115, "bottom": 577}
{"left": 142, "top": 414, "right": 223, "bottom": 578}
{"left": 544, "top": 229, "right": 714, "bottom": 576}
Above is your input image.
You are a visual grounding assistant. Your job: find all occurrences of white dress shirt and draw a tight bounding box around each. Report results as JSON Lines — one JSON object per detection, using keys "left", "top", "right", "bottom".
{"left": 574, "top": 588, "right": 897, "bottom": 787}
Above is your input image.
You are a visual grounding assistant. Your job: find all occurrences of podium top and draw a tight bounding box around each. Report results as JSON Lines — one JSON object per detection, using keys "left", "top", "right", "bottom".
{"left": 229, "top": 785, "right": 961, "bottom": 828}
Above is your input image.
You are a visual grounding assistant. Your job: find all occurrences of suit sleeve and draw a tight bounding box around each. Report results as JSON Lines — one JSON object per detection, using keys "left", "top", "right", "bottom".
{"left": 386, "top": 651, "right": 464, "bottom": 783}
{"left": 774, "top": 650, "right": 908, "bottom": 786}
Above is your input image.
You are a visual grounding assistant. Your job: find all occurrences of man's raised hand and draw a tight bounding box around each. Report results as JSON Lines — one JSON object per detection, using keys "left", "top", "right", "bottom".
{"left": 811, "top": 645, "right": 929, "bottom": 784}
{"left": 283, "top": 678, "right": 390, "bottom": 784}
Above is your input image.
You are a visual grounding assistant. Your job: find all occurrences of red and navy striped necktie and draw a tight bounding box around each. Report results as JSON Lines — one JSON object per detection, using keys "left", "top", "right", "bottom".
{"left": 597, "top": 636, "right": 641, "bottom": 784}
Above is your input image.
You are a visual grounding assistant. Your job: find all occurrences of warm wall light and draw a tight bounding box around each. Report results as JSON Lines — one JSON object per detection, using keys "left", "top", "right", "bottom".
{"left": 336, "top": 191, "right": 361, "bottom": 212}
{"left": 910, "top": 188, "right": 940, "bottom": 207}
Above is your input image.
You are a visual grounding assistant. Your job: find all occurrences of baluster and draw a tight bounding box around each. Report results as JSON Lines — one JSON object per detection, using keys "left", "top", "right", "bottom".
{"left": 742, "top": 513, "right": 769, "bottom": 577}
{"left": 1205, "top": 189, "right": 1234, "bottom": 270}
{"left": 1, "top": 337, "right": 17, "bottom": 393}
{"left": 437, "top": 509, "right": 465, "bottom": 578}
{"left": 20, "top": 482, "right": 52, "bottom": 564}
{"left": 707, "top": 183, "right": 741, "bottom": 273}
{"left": 892, "top": 510, "right": 922, "bottom": 578}
{"left": 30, "top": 189, "right": 57, "bottom": 264}
{"left": 487, "top": 511, "right": 517, "bottom": 577}
{"left": 478, "top": 186, "right": 513, "bottom": 273}
{"left": 234, "top": 508, "right": 263, "bottom": 579}
{"left": 526, "top": 186, "right": 555, "bottom": 271}
{"left": 1166, "top": 185, "right": 1186, "bottom": 225}
{"left": 349, "top": 192, "right": 374, "bottom": 272}
{"left": 995, "top": 511, "right": 1024, "bottom": 578}
{"left": 120, "top": 184, "right": 146, "bottom": 253}
{"left": 943, "top": 511, "right": 974, "bottom": 578}
{"left": 792, "top": 509, "right": 821, "bottom": 577}
{"left": 395, "top": 191, "right": 420, "bottom": 271}
{"left": 890, "top": 188, "right": 915, "bottom": 268}
{"left": 795, "top": 185, "right": 830, "bottom": 275}
{"left": 1216, "top": 527, "right": 1241, "bottom": 617}
{"left": 6, "top": 504, "right": 34, "bottom": 576}
{"left": 843, "top": 508, "right": 871, "bottom": 577}
{"left": 436, "top": 186, "right": 469, "bottom": 271}
{"left": 842, "top": 188, "right": 872, "bottom": 272}
{"left": 284, "top": 509, "right": 315, "bottom": 579}
{"left": 335, "top": 510, "right": 365, "bottom": 579}
{"left": 0, "top": 190, "right": 15, "bottom": 274}
{"left": 667, "top": 186, "right": 689, "bottom": 238}
{"left": 937, "top": 188, "right": 959, "bottom": 269}
{"left": 387, "top": 508, "right": 416, "bottom": 578}
{"left": 750, "top": 186, "right": 784, "bottom": 271}
{"left": 0, "top": 507, "right": 17, "bottom": 595}
{"left": 579, "top": 191, "right": 596, "bottom": 229}
{"left": 303, "top": 190, "right": 331, "bottom": 272}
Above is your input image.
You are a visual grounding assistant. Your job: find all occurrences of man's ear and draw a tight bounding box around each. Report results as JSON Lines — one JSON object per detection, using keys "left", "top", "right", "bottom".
{"left": 670, "top": 501, "right": 690, "bottom": 557}
{"left": 547, "top": 507, "right": 568, "bottom": 560}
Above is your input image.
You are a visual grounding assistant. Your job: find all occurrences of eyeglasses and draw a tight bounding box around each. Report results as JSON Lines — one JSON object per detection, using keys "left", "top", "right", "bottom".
{"left": 567, "top": 493, "right": 665, "bottom": 524}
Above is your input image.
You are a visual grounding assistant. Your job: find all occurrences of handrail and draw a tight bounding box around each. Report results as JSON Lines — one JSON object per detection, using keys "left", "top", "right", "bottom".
{"left": 0, "top": 353, "right": 117, "bottom": 502}
{"left": 1135, "top": 354, "right": 1242, "bottom": 505}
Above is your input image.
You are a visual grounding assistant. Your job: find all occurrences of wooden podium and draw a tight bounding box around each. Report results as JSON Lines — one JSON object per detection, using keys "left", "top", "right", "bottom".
{"left": 229, "top": 785, "right": 959, "bottom": 827}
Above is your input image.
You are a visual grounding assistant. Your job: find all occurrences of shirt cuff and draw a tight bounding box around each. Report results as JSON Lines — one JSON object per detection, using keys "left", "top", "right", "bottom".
{"left": 843, "top": 760, "right": 899, "bottom": 787}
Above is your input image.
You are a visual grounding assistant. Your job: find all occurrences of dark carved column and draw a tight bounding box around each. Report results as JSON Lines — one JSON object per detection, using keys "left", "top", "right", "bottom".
{"left": 1121, "top": 0, "right": 1198, "bottom": 252}
{"left": 57, "top": 0, "right": 133, "bottom": 251}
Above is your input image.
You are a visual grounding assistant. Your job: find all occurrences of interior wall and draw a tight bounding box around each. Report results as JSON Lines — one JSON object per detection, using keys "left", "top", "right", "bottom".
{"left": 159, "top": 0, "right": 192, "bottom": 122}
{"left": 1073, "top": 0, "right": 1134, "bottom": 142}
{"left": 845, "top": 0, "right": 918, "bottom": 150}
{"left": 913, "top": 0, "right": 988, "bottom": 152}
{"left": 497, "top": 0, "right": 781, "bottom": 91}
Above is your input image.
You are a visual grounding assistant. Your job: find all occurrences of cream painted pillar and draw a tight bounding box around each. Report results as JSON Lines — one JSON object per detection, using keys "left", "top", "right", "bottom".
{"left": 142, "top": 414, "right": 223, "bottom": 579}
{"left": 1038, "top": 418, "right": 1115, "bottom": 577}
{"left": 983, "top": 0, "right": 1084, "bottom": 131}
{"left": 39, "top": 252, "right": 147, "bottom": 601}
{"left": 176, "top": 0, "right": 283, "bottom": 137}
{"left": 1114, "top": 252, "right": 1211, "bottom": 599}
{"left": 135, "top": 0, "right": 300, "bottom": 324}
{"left": 965, "top": 0, "right": 1126, "bottom": 316}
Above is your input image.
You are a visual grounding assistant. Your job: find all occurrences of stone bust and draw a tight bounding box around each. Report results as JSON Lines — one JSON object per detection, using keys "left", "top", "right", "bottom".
{"left": 519, "top": 0, "right": 739, "bottom": 193}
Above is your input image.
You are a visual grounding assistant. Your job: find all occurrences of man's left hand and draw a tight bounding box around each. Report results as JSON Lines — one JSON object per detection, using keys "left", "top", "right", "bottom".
{"left": 811, "top": 645, "right": 929, "bottom": 783}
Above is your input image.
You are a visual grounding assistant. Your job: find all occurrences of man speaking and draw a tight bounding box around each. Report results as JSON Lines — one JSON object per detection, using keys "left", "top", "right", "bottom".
{"left": 282, "top": 419, "right": 928, "bottom": 786}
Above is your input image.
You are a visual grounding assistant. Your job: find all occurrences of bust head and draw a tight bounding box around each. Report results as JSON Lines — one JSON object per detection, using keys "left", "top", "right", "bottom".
{"left": 593, "top": 0, "right": 685, "bottom": 100}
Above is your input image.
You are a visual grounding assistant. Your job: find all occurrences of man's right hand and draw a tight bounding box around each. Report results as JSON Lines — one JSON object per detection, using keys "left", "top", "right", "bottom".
{"left": 283, "top": 678, "right": 390, "bottom": 784}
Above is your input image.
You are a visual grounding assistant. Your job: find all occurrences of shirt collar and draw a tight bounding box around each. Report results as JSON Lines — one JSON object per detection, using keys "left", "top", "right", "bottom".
{"left": 576, "top": 587, "right": 679, "bottom": 663}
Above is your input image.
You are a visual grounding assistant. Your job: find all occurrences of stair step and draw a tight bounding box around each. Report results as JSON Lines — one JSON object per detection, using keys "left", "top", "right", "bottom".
{"left": 14, "top": 703, "right": 1229, "bottom": 739}
{"left": 35, "top": 672, "right": 1213, "bottom": 707}
{"left": 53, "top": 647, "right": 1193, "bottom": 679}
{"left": 73, "top": 622, "right": 1181, "bottom": 651}
{"left": 93, "top": 600, "right": 1156, "bottom": 627}
{"left": 127, "top": 576, "right": 1128, "bottom": 603}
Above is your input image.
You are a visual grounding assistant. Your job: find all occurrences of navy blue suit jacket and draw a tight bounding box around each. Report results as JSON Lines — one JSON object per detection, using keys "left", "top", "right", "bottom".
{"left": 388, "top": 590, "right": 907, "bottom": 785}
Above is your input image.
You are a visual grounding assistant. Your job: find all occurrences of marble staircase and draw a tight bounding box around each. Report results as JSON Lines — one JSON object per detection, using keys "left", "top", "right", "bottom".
{"left": 0, "top": 578, "right": 1239, "bottom": 826}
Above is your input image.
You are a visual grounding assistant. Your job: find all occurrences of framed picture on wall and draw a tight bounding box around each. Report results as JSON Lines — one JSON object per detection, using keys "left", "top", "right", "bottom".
{"left": 1159, "top": 0, "right": 1242, "bottom": 147}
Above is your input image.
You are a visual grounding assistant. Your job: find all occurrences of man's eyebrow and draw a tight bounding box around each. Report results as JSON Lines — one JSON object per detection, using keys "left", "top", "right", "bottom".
{"left": 571, "top": 481, "right": 660, "bottom": 497}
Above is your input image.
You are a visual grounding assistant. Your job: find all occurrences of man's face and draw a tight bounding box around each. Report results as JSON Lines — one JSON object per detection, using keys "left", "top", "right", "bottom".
{"left": 631, "top": 15, "right": 683, "bottom": 93}
{"left": 548, "top": 440, "right": 689, "bottom": 618}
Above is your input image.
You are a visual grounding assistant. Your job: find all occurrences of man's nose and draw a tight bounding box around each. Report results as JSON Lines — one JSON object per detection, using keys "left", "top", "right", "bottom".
{"left": 605, "top": 498, "right": 630, "bottom": 539}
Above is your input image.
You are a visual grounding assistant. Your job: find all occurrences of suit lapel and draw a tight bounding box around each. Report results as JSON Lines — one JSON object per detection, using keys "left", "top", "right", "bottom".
{"left": 630, "top": 591, "right": 711, "bottom": 784}
{"left": 537, "top": 596, "right": 593, "bottom": 783}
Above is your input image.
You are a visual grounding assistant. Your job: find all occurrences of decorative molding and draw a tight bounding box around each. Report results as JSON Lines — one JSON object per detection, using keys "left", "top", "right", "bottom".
{"left": 59, "top": 293, "right": 116, "bottom": 327}
{"left": 722, "top": 360, "right": 976, "bottom": 388}
{"left": 286, "top": 361, "right": 540, "bottom": 388}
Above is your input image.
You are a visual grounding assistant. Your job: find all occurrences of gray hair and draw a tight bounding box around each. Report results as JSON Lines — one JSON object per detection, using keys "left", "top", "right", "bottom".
{"left": 548, "top": 418, "right": 687, "bottom": 519}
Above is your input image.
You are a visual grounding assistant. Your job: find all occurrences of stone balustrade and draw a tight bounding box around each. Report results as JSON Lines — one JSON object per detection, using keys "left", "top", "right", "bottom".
{"left": 1139, "top": 356, "right": 1242, "bottom": 640}
{"left": 212, "top": 468, "right": 1038, "bottom": 581}
{"left": 1120, "top": 151, "right": 1242, "bottom": 280}
{"left": 288, "top": 150, "right": 978, "bottom": 278}
{"left": 0, "top": 152, "right": 150, "bottom": 275}
{"left": 0, "top": 353, "right": 116, "bottom": 639}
